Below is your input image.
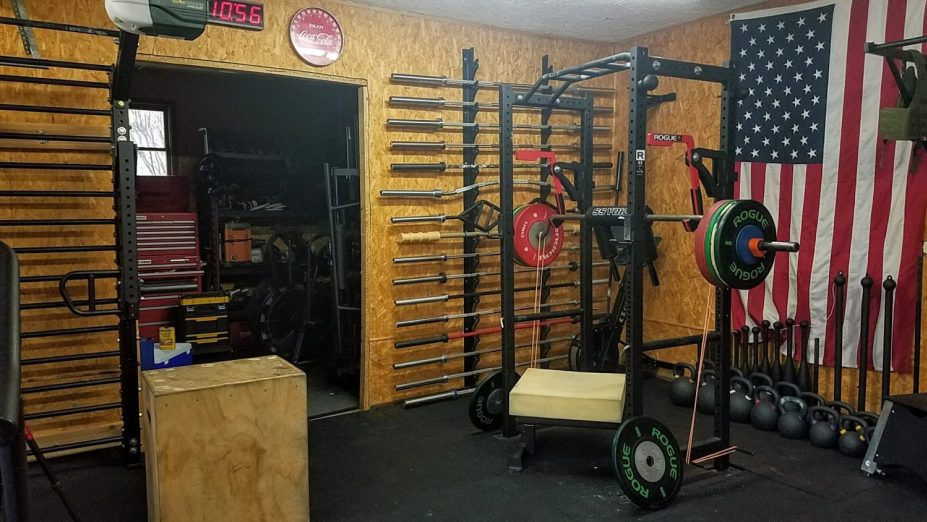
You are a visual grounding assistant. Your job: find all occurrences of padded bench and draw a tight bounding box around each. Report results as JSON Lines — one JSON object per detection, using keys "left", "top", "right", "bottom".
{"left": 510, "top": 368, "right": 626, "bottom": 424}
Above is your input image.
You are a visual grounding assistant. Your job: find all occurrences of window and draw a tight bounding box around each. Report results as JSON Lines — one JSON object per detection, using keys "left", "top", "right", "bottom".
{"left": 130, "top": 106, "right": 171, "bottom": 176}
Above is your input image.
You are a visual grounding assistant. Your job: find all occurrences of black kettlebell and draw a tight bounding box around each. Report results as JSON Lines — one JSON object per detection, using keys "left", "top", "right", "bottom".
{"left": 775, "top": 381, "right": 801, "bottom": 399}
{"left": 827, "top": 401, "right": 856, "bottom": 419}
{"left": 808, "top": 405, "right": 840, "bottom": 449}
{"left": 669, "top": 362, "right": 696, "bottom": 407}
{"left": 730, "top": 376, "right": 754, "bottom": 423}
{"left": 777, "top": 394, "right": 809, "bottom": 439}
{"left": 799, "top": 391, "right": 825, "bottom": 410}
{"left": 750, "top": 372, "right": 773, "bottom": 389}
{"left": 750, "top": 385, "right": 780, "bottom": 431}
{"left": 696, "top": 370, "right": 718, "bottom": 415}
{"left": 837, "top": 416, "right": 869, "bottom": 458}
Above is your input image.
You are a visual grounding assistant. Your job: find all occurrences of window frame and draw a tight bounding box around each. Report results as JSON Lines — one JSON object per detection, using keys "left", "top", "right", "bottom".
{"left": 130, "top": 102, "right": 174, "bottom": 177}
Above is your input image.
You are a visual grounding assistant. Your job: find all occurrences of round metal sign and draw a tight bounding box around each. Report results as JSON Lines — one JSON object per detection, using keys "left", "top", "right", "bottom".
{"left": 289, "top": 8, "right": 344, "bottom": 66}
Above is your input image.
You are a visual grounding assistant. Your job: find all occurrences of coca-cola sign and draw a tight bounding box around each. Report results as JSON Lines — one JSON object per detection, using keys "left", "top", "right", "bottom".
{"left": 289, "top": 8, "right": 343, "bottom": 66}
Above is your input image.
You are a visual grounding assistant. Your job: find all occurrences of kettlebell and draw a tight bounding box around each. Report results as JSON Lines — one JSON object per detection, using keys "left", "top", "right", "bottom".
{"left": 837, "top": 415, "right": 869, "bottom": 458}
{"left": 669, "top": 362, "right": 696, "bottom": 407}
{"left": 775, "top": 381, "right": 800, "bottom": 399}
{"left": 827, "top": 401, "right": 856, "bottom": 418}
{"left": 777, "top": 394, "right": 809, "bottom": 439}
{"left": 750, "top": 372, "right": 773, "bottom": 389}
{"left": 750, "top": 385, "right": 780, "bottom": 431}
{"left": 696, "top": 370, "right": 718, "bottom": 415}
{"left": 730, "top": 376, "right": 754, "bottom": 423}
{"left": 808, "top": 405, "right": 840, "bottom": 449}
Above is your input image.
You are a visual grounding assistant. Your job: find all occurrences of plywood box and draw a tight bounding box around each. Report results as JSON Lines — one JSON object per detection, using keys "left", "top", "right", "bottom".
{"left": 141, "top": 356, "right": 309, "bottom": 522}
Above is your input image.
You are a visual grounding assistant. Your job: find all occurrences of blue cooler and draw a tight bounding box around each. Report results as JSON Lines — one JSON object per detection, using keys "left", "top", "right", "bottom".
{"left": 141, "top": 338, "right": 193, "bottom": 370}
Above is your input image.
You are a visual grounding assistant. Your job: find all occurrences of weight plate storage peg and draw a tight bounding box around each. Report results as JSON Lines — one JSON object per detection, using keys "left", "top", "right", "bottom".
{"left": 611, "top": 416, "right": 683, "bottom": 510}
{"left": 468, "top": 371, "right": 505, "bottom": 431}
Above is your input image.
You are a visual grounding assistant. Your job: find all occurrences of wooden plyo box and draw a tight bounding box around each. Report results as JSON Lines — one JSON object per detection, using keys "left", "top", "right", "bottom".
{"left": 141, "top": 356, "right": 309, "bottom": 522}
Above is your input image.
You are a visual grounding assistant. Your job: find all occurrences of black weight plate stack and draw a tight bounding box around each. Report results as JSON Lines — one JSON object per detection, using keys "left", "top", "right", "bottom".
{"left": 611, "top": 416, "right": 683, "bottom": 510}
{"left": 468, "top": 371, "right": 505, "bottom": 431}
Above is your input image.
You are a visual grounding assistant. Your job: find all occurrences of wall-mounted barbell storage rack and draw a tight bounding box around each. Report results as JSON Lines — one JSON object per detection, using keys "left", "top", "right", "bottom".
{"left": 496, "top": 47, "right": 737, "bottom": 468}
{"left": 389, "top": 48, "right": 617, "bottom": 404}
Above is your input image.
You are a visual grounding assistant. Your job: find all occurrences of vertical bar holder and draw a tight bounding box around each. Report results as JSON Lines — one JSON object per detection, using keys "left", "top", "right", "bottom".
{"left": 625, "top": 47, "right": 648, "bottom": 419}
{"left": 579, "top": 93, "right": 595, "bottom": 376}
{"left": 112, "top": 101, "right": 141, "bottom": 462}
{"left": 461, "top": 48, "right": 481, "bottom": 387}
{"left": 711, "top": 60, "right": 737, "bottom": 469}
{"left": 537, "top": 56, "right": 554, "bottom": 361}
{"left": 915, "top": 251, "right": 923, "bottom": 394}
{"left": 499, "top": 84, "right": 518, "bottom": 437}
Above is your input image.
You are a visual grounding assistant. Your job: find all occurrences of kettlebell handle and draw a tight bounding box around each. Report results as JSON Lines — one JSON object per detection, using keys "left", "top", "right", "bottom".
{"left": 754, "top": 384, "right": 780, "bottom": 406}
{"left": 673, "top": 362, "right": 696, "bottom": 379}
{"left": 839, "top": 415, "right": 868, "bottom": 432}
{"left": 778, "top": 395, "right": 808, "bottom": 415}
{"left": 809, "top": 405, "right": 839, "bottom": 426}
{"left": 799, "top": 391, "right": 825, "bottom": 408}
{"left": 731, "top": 376, "right": 754, "bottom": 395}
{"left": 749, "top": 372, "right": 774, "bottom": 388}
{"left": 775, "top": 381, "right": 801, "bottom": 397}
{"left": 826, "top": 400, "right": 856, "bottom": 417}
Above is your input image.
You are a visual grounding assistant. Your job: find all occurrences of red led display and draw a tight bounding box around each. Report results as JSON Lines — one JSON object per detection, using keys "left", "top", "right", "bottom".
{"left": 208, "top": 0, "right": 264, "bottom": 31}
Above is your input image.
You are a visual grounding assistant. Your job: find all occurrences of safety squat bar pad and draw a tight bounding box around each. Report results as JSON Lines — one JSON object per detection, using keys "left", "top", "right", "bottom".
{"left": 389, "top": 48, "right": 617, "bottom": 405}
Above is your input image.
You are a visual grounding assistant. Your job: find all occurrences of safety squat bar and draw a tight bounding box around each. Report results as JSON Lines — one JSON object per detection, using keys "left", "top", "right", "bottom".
{"left": 0, "top": 16, "right": 142, "bottom": 460}
{"left": 497, "top": 48, "right": 737, "bottom": 469}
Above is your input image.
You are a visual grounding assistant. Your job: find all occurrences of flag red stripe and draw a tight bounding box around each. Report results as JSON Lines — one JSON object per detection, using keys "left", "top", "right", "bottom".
{"left": 772, "top": 164, "right": 794, "bottom": 323}
{"left": 824, "top": 0, "right": 871, "bottom": 366}
{"left": 748, "top": 163, "right": 767, "bottom": 325}
{"left": 795, "top": 163, "right": 823, "bottom": 360}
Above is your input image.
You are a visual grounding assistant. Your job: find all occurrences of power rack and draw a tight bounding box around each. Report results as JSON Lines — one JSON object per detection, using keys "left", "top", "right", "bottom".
{"left": 497, "top": 47, "right": 737, "bottom": 466}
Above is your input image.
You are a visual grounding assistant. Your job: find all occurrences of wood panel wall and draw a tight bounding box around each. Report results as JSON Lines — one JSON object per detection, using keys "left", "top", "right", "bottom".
{"left": 613, "top": 0, "right": 927, "bottom": 413}
{"left": 0, "top": 6, "right": 123, "bottom": 447}
{"left": 2, "top": 0, "right": 623, "bottom": 423}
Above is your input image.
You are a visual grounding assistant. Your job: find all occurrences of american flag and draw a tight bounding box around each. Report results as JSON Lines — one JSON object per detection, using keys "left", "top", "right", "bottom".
{"left": 731, "top": 0, "right": 927, "bottom": 372}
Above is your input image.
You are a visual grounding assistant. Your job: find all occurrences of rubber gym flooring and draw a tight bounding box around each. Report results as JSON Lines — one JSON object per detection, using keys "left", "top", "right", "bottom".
{"left": 27, "top": 378, "right": 927, "bottom": 521}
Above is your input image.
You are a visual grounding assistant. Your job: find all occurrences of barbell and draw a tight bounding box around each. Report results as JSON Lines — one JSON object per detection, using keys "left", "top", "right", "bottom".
{"left": 528, "top": 199, "right": 798, "bottom": 289}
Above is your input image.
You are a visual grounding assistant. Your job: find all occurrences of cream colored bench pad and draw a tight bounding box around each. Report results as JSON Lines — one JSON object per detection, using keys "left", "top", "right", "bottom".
{"left": 509, "top": 368, "right": 626, "bottom": 423}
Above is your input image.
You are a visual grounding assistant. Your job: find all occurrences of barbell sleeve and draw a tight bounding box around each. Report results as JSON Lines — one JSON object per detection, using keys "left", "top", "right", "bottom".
{"left": 389, "top": 96, "right": 462, "bottom": 107}
{"left": 391, "top": 162, "right": 448, "bottom": 172}
{"left": 387, "top": 118, "right": 450, "bottom": 129}
{"left": 391, "top": 73, "right": 467, "bottom": 86}
{"left": 381, "top": 189, "right": 444, "bottom": 198}
{"left": 391, "top": 214, "right": 447, "bottom": 225}
{"left": 403, "top": 388, "right": 475, "bottom": 408}
{"left": 757, "top": 240, "right": 800, "bottom": 253}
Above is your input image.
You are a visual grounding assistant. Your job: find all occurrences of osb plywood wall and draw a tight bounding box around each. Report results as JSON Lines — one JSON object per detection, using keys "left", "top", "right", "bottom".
{"left": 5, "top": 0, "right": 621, "bottom": 413}
{"left": 0, "top": 6, "right": 123, "bottom": 446}
{"left": 614, "top": 0, "right": 927, "bottom": 412}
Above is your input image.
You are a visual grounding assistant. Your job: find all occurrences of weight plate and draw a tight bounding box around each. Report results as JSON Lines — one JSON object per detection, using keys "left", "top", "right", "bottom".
{"left": 705, "top": 200, "right": 740, "bottom": 287}
{"left": 693, "top": 200, "right": 735, "bottom": 287}
{"left": 713, "top": 200, "right": 776, "bottom": 289}
{"left": 611, "top": 416, "right": 683, "bottom": 510}
{"left": 568, "top": 335, "right": 583, "bottom": 371}
{"left": 513, "top": 202, "right": 564, "bottom": 267}
{"left": 468, "top": 371, "right": 505, "bottom": 431}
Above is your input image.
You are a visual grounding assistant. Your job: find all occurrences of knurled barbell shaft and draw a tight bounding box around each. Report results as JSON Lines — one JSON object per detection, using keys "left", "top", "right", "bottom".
{"left": 396, "top": 300, "right": 585, "bottom": 328}
{"left": 389, "top": 141, "right": 612, "bottom": 151}
{"left": 393, "top": 335, "right": 573, "bottom": 368}
{"left": 392, "top": 260, "right": 608, "bottom": 286}
{"left": 386, "top": 118, "right": 611, "bottom": 132}
{"left": 388, "top": 96, "right": 614, "bottom": 113}
{"left": 391, "top": 245, "right": 580, "bottom": 264}
{"left": 394, "top": 278, "right": 608, "bottom": 306}
{"left": 395, "top": 354, "right": 568, "bottom": 391}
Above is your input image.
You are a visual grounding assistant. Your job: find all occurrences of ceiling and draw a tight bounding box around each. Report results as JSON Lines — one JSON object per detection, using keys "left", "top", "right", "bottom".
{"left": 349, "top": 0, "right": 769, "bottom": 43}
